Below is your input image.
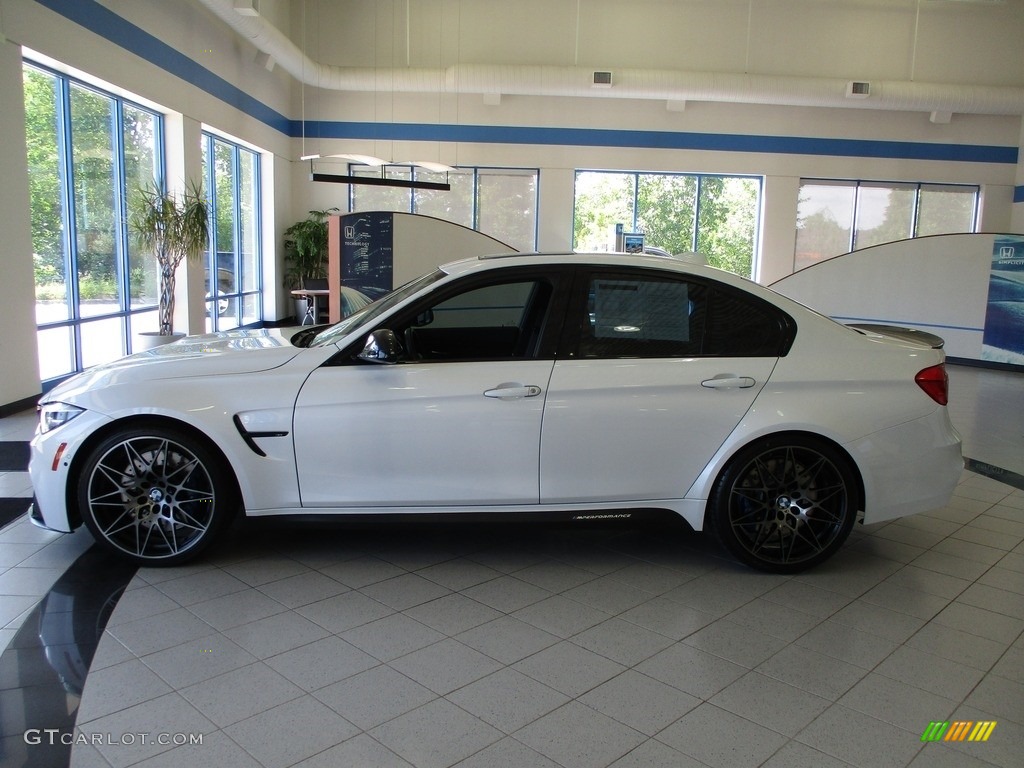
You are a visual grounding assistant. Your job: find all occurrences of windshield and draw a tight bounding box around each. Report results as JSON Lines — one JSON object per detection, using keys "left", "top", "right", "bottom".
{"left": 307, "top": 269, "right": 447, "bottom": 347}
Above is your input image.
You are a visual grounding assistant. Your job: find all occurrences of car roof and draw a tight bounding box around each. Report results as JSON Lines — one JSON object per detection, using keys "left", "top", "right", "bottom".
{"left": 439, "top": 251, "right": 734, "bottom": 282}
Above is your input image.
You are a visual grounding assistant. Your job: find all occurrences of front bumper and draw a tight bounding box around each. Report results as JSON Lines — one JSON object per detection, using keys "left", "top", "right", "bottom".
{"left": 28, "top": 409, "right": 112, "bottom": 534}
{"left": 28, "top": 496, "right": 66, "bottom": 532}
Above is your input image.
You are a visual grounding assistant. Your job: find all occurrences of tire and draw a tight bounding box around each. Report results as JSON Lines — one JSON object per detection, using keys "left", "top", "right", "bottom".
{"left": 707, "top": 435, "right": 859, "bottom": 573}
{"left": 77, "top": 425, "right": 237, "bottom": 566}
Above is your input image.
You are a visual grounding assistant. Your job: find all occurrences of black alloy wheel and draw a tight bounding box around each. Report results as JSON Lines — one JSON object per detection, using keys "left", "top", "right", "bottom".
{"left": 708, "top": 435, "right": 859, "bottom": 573}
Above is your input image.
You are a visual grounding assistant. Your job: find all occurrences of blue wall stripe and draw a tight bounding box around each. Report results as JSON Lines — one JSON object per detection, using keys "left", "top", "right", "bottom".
{"left": 33, "top": 0, "right": 291, "bottom": 134}
{"left": 34, "top": 0, "right": 1020, "bottom": 166}
{"left": 298, "top": 120, "right": 1018, "bottom": 164}
{"left": 1014, "top": 186, "right": 1024, "bottom": 203}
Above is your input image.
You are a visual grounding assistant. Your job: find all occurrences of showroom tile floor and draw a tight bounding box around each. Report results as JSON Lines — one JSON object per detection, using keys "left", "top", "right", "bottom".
{"left": 0, "top": 364, "right": 1021, "bottom": 768}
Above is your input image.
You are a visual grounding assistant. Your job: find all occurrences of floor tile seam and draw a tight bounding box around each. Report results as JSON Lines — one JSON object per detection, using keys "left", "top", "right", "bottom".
{"left": 953, "top": 583, "right": 1024, "bottom": 622}
{"left": 177, "top": 667, "right": 312, "bottom": 728}
{"left": 897, "top": 615, "right": 1016, "bottom": 676}
{"left": 742, "top": 586, "right": 855, "bottom": 624}
{"left": 866, "top": 642, "right": 990, "bottom": 705}
{"left": 680, "top": 611, "right": 827, "bottom": 658}
{"left": 646, "top": 700, "right": 796, "bottom": 757}
{"left": 958, "top": 672, "right": 1024, "bottom": 729}
{"left": 788, "top": 702, "right": 938, "bottom": 766}
{"left": 440, "top": 682, "right": 658, "bottom": 755}
{"left": 139, "top": 642, "right": 298, "bottom": 699}
{"left": 836, "top": 682, "right": 962, "bottom": 732}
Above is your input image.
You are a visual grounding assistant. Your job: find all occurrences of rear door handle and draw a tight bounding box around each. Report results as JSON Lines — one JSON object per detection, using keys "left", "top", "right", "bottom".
{"left": 484, "top": 383, "right": 542, "bottom": 399}
{"left": 701, "top": 375, "right": 756, "bottom": 389}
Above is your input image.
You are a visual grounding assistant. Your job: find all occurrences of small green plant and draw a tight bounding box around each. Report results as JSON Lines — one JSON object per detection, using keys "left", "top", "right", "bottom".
{"left": 283, "top": 208, "right": 338, "bottom": 290}
{"left": 131, "top": 180, "right": 210, "bottom": 336}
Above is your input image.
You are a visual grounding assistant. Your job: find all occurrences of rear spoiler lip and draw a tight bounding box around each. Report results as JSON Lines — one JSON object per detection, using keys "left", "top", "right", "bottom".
{"left": 845, "top": 323, "right": 945, "bottom": 349}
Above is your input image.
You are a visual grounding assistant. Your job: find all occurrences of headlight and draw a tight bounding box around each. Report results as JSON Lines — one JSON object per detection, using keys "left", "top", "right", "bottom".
{"left": 38, "top": 402, "right": 85, "bottom": 434}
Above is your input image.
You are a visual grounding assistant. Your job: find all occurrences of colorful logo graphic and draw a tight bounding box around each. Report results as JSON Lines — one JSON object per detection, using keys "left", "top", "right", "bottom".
{"left": 921, "top": 721, "right": 997, "bottom": 743}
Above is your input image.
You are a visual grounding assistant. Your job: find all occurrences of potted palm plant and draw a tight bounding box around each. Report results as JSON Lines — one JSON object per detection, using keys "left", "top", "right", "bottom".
{"left": 284, "top": 207, "right": 338, "bottom": 321}
{"left": 131, "top": 180, "right": 210, "bottom": 348}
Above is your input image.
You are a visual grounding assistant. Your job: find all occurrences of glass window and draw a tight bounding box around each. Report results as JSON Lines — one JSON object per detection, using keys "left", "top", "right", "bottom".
{"left": 477, "top": 169, "right": 537, "bottom": 252}
{"left": 123, "top": 105, "right": 160, "bottom": 312}
{"left": 400, "top": 279, "right": 551, "bottom": 361}
{"left": 795, "top": 181, "right": 856, "bottom": 271}
{"left": 573, "top": 171, "right": 762, "bottom": 278}
{"left": 414, "top": 168, "right": 474, "bottom": 227}
{"left": 917, "top": 184, "right": 978, "bottom": 236}
{"left": 203, "top": 132, "right": 262, "bottom": 332}
{"left": 795, "top": 179, "right": 979, "bottom": 270}
{"left": 350, "top": 165, "right": 539, "bottom": 250}
{"left": 855, "top": 182, "right": 916, "bottom": 250}
{"left": 703, "top": 288, "right": 790, "bottom": 357}
{"left": 25, "top": 61, "right": 163, "bottom": 381}
{"left": 351, "top": 166, "right": 413, "bottom": 213}
{"left": 577, "top": 273, "right": 791, "bottom": 359}
{"left": 573, "top": 172, "right": 636, "bottom": 252}
{"left": 70, "top": 83, "right": 119, "bottom": 320}
{"left": 635, "top": 174, "right": 696, "bottom": 255}
{"left": 579, "top": 275, "right": 706, "bottom": 359}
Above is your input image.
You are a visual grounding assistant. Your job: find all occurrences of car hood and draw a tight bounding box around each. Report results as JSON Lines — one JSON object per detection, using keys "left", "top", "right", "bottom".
{"left": 45, "top": 328, "right": 305, "bottom": 401}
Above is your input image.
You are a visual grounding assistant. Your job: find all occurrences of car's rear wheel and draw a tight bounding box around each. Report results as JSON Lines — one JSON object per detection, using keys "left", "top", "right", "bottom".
{"left": 77, "top": 425, "right": 236, "bottom": 565}
{"left": 708, "top": 435, "right": 858, "bottom": 573}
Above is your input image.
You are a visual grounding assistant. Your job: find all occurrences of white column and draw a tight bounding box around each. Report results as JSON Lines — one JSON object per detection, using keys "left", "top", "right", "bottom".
{"left": 0, "top": 34, "right": 42, "bottom": 406}
{"left": 164, "top": 113, "right": 208, "bottom": 337}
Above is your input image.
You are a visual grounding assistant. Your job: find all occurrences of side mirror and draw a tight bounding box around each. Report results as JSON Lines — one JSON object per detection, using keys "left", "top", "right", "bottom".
{"left": 357, "top": 329, "right": 402, "bottom": 364}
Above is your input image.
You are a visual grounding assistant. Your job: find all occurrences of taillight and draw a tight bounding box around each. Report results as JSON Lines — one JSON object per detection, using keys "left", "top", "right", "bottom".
{"left": 915, "top": 364, "right": 949, "bottom": 406}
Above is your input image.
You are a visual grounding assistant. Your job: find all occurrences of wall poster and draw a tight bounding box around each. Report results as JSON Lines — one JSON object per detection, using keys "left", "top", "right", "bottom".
{"left": 340, "top": 212, "right": 394, "bottom": 300}
{"left": 982, "top": 235, "right": 1024, "bottom": 364}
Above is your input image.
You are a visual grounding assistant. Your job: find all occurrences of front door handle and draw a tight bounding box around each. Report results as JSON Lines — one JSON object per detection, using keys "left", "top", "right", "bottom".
{"left": 484, "top": 383, "right": 542, "bottom": 399}
{"left": 701, "top": 375, "right": 756, "bottom": 389}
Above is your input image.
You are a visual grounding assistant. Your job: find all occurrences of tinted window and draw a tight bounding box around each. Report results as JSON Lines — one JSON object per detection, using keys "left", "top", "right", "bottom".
{"left": 401, "top": 279, "right": 552, "bottom": 361}
{"left": 703, "top": 287, "right": 790, "bottom": 356}
{"left": 575, "top": 272, "right": 792, "bottom": 359}
{"left": 579, "top": 276, "right": 707, "bottom": 358}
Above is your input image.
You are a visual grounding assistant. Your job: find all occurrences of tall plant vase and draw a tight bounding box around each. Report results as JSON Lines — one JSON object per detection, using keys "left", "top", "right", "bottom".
{"left": 131, "top": 181, "right": 210, "bottom": 338}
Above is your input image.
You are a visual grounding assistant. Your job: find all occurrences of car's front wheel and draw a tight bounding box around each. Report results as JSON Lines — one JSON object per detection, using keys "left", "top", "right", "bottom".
{"left": 77, "top": 425, "right": 236, "bottom": 565}
{"left": 707, "top": 435, "right": 859, "bottom": 573}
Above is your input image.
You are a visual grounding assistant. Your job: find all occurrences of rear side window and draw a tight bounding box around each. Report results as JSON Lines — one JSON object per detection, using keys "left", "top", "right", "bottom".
{"left": 579, "top": 276, "right": 707, "bottom": 358}
{"left": 703, "top": 287, "right": 792, "bottom": 356}
{"left": 575, "top": 271, "right": 792, "bottom": 358}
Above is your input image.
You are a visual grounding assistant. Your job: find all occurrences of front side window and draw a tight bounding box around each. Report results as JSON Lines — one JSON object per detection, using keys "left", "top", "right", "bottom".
{"left": 399, "top": 278, "right": 553, "bottom": 361}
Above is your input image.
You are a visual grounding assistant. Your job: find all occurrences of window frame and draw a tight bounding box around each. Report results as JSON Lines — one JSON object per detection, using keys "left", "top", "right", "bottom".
{"left": 795, "top": 178, "right": 980, "bottom": 271}
{"left": 26, "top": 59, "right": 165, "bottom": 383}
{"left": 560, "top": 266, "right": 795, "bottom": 360}
{"left": 572, "top": 170, "right": 763, "bottom": 280}
{"left": 336, "top": 265, "right": 574, "bottom": 364}
{"left": 201, "top": 131, "right": 263, "bottom": 332}
{"left": 347, "top": 165, "right": 540, "bottom": 251}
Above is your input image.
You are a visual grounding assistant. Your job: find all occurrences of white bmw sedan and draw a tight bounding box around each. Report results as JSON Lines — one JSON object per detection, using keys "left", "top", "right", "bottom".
{"left": 29, "top": 253, "right": 962, "bottom": 572}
